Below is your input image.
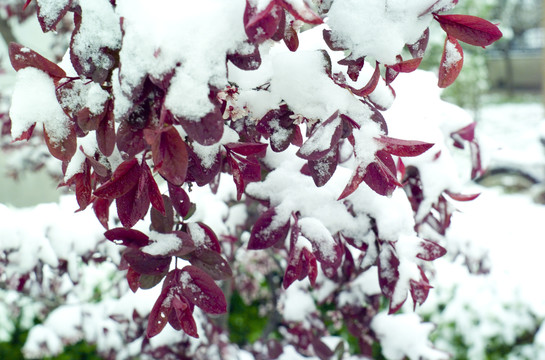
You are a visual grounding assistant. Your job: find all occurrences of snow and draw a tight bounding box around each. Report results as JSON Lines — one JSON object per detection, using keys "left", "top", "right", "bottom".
{"left": 10, "top": 67, "right": 71, "bottom": 143}
{"left": 327, "top": 0, "right": 434, "bottom": 64}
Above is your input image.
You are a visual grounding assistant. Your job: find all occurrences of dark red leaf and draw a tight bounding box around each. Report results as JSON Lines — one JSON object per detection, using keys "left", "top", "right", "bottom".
{"left": 363, "top": 151, "right": 401, "bottom": 196}
{"left": 227, "top": 44, "right": 262, "bottom": 70}
{"left": 116, "top": 177, "right": 149, "bottom": 228}
{"left": 444, "top": 189, "right": 480, "bottom": 202}
{"left": 434, "top": 14, "right": 502, "bottom": 47}
{"left": 451, "top": 122, "right": 476, "bottom": 143}
{"left": 36, "top": 0, "right": 72, "bottom": 32}
{"left": 407, "top": 28, "right": 430, "bottom": 58}
{"left": 187, "top": 222, "right": 221, "bottom": 253}
{"left": 9, "top": 42, "right": 66, "bottom": 78}
{"left": 169, "top": 231, "right": 197, "bottom": 256}
{"left": 96, "top": 101, "right": 115, "bottom": 156}
{"left": 189, "top": 249, "right": 233, "bottom": 280}
{"left": 180, "top": 265, "right": 227, "bottom": 314}
{"left": 297, "top": 111, "right": 342, "bottom": 160}
{"left": 122, "top": 248, "right": 171, "bottom": 276}
{"left": 146, "top": 289, "right": 173, "bottom": 338}
{"left": 149, "top": 126, "right": 188, "bottom": 186}
{"left": 225, "top": 142, "right": 267, "bottom": 157}
{"left": 278, "top": 0, "right": 323, "bottom": 24}
{"left": 12, "top": 123, "right": 35, "bottom": 141}
{"left": 142, "top": 161, "right": 165, "bottom": 215}
{"left": 338, "top": 56, "right": 365, "bottom": 82}
{"left": 169, "top": 294, "right": 199, "bottom": 338}
{"left": 150, "top": 195, "right": 174, "bottom": 234}
{"left": 322, "top": 29, "right": 345, "bottom": 51}
{"left": 177, "top": 104, "right": 224, "bottom": 146}
{"left": 409, "top": 267, "right": 433, "bottom": 310}
{"left": 283, "top": 22, "right": 299, "bottom": 52}
{"left": 311, "top": 335, "right": 334, "bottom": 360}
{"left": 248, "top": 207, "right": 290, "bottom": 250}
{"left": 338, "top": 162, "right": 366, "bottom": 200}
{"left": 385, "top": 67, "right": 398, "bottom": 85}
{"left": 105, "top": 227, "right": 151, "bottom": 248}
{"left": 244, "top": 0, "right": 283, "bottom": 43}
{"left": 168, "top": 183, "right": 192, "bottom": 218}
{"left": 438, "top": 35, "right": 464, "bottom": 88}
{"left": 43, "top": 123, "right": 77, "bottom": 162}
{"left": 126, "top": 266, "right": 140, "bottom": 293}
{"left": 351, "top": 62, "right": 381, "bottom": 97}
{"left": 387, "top": 57, "right": 422, "bottom": 73}
{"left": 376, "top": 135, "right": 434, "bottom": 157}
{"left": 307, "top": 146, "right": 338, "bottom": 187}
{"left": 94, "top": 158, "right": 141, "bottom": 199}
{"left": 301, "top": 247, "right": 318, "bottom": 286}
{"left": 417, "top": 239, "right": 447, "bottom": 261}
{"left": 377, "top": 243, "right": 403, "bottom": 313}
{"left": 116, "top": 121, "right": 148, "bottom": 159}
{"left": 93, "top": 197, "right": 111, "bottom": 229}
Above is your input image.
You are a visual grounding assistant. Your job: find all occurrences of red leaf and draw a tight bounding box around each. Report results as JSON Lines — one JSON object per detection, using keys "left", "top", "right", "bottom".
{"left": 177, "top": 105, "right": 224, "bottom": 146}
{"left": 278, "top": 0, "right": 323, "bottom": 24}
{"left": 146, "top": 289, "right": 173, "bottom": 338}
{"left": 387, "top": 57, "right": 422, "bottom": 73}
{"left": 169, "top": 231, "right": 197, "bottom": 256}
{"left": 180, "top": 265, "right": 227, "bottom": 314}
{"left": 187, "top": 222, "right": 221, "bottom": 253}
{"left": 248, "top": 207, "right": 290, "bottom": 250}
{"left": 438, "top": 35, "right": 464, "bottom": 88}
{"left": 302, "top": 248, "right": 318, "bottom": 286}
{"left": 416, "top": 239, "right": 447, "bottom": 261}
{"left": 169, "top": 294, "right": 199, "bottom": 338}
{"left": 307, "top": 147, "right": 338, "bottom": 187}
{"left": 94, "top": 158, "right": 141, "bottom": 199}
{"left": 126, "top": 266, "right": 140, "bottom": 293}
{"left": 338, "top": 162, "right": 366, "bottom": 200}
{"left": 122, "top": 248, "right": 171, "bottom": 276}
{"left": 36, "top": 0, "right": 72, "bottom": 32}
{"left": 189, "top": 249, "right": 233, "bottom": 281}
{"left": 43, "top": 123, "right": 77, "bottom": 162}
{"left": 322, "top": 29, "right": 345, "bottom": 51}
{"left": 444, "top": 189, "right": 480, "bottom": 202}
{"left": 149, "top": 126, "right": 188, "bottom": 186}
{"left": 12, "top": 123, "right": 36, "bottom": 141}
{"left": 116, "top": 121, "right": 148, "bottom": 159}
{"left": 434, "top": 14, "right": 502, "bottom": 47}
{"left": 93, "top": 198, "right": 111, "bottom": 229}
{"left": 409, "top": 271, "right": 433, "bottom": 310}
{"left": 297, "top": 111, "right": 342, "bottom": 160}
{"left": 376, "top": 135, "right": 434, "bottom": 157}
{"left": 362, "top": 151, "right": 401, "bottom": 197}
{"left": 96, "top": 101, "right": 115, "bottom": 157}
{"left": 105, "top": 228, "right": 151, "bottom": 248}
{"left": 143, "top": 161, "right": 165, "bottom": 215}
{"left": 116, "top": 175, "right": 150, "bottom": 228}
{"left": 168, "top": 183, "right": 192, "bottom": 218}
{"left": 407, "top": 28, "right": 430, "bottom": 58}
{"left": 451, "top": 122, "right": 476, "bottom": 143}
{"left": 283, "top": 22, "right": 299, "bottom": 52}
{"left": 338, "top": 56, "right": 365, "bottom": 82}
{"left": 244, "top": 0, "right": 283, "bottom": 43}
{"left": 150, "top": 195, "right": 174, "bottom": 234}
{"left": 225, "top": 142, "right": 268, "bottom": 157}
{"left": 227, "top": 44, "right": 262, "bottom": 70}
{"left": 9, "top": 43, "right": 66, "bottom": 79}
{"left": 351, "top": 62, "right": 381, "bottom": 97}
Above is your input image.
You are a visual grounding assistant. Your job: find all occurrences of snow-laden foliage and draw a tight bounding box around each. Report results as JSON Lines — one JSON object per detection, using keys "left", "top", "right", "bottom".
{"left": 1, "top": 0, "right": 503, "bottom": 358}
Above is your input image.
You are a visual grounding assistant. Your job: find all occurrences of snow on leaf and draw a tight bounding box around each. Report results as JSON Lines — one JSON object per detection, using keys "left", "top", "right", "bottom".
{"left": 104, "top": 228, "right": 151, "bottom": 248}
{"left": 36, "top": 0, "right": 72, "bottom": 32}
{"left": 407, "top": 28, "right": 429, "bottom": 59}
{"left": 248, "top": 207, "right": 291, "bottom": 250}
{"left": 434, "top": 14, "right": 502, "bottom": 47}
{"left": 9, "top": 42, "right": 66, "bottom": 79}
{"left": 438, "top": 35, "right": 463, "bottom": 88}
{"left": 43, "top": 123, "right": 77, "bottom": 162}
{"left": 416, "top": 239, "right": 447, "bottom": 261}
{"left": 387, "top": 57, "right": 422, "bottom": 73}
{"left": 297, "top": 111, "right": 342, "bottom": 160}
{"left": 180, "top": 265, "right": 227, "bottom": 315}
{"left": 278, "top": 0, "right": 323, "bottom": 25}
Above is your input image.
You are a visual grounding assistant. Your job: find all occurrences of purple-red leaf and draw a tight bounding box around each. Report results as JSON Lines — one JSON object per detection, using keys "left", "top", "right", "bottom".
{"left": 94, "top": 158, "right": 141, "bottom": 199}
{"left": 297, "top": 111, "right": 342, "bottom": 160}
{"left": 105, "top": 228, "right": 151, "bottom": 248}
{"left": 187, "top": 222, "right": 221, "bottom": 253}
{"left": 168, "top": 183, "right": 192, "bottom": 218}
{"left": 434, "top": 14, "right": 502, "bottom": 47}
{"left": 122, "top": 248, "right": 171, "bottom": 276}
{"left": 307, "top": 146, "right": 338, "bottom": 187}
{"left": 9, "top": 42, "right": 66, "bottom": 79}
{"left": 444, "top": 189, "right": 480, "bottom": 201}
{"left": 278, "top": 0, "right": 323, "bottom": 25}
{"left": 417, "top": 239, "right": 447, "bottom": 261}
{"left": 248, "top": 207, "right": 290, "bottom": 250}
{"left": 376, "top": 135, "right": 434, "bottom": 157}
{"left": 225, "top": 142, "right": 267, "bottom": 157}
{"left": 364, "top": 151, "right": 401, "bottom": 196}
{"left": 43, "top": 124, "right": 77, "bottom": 162}
{"left": 338, "top": 56, "right": 365, "bottom": 82}
{"left": 180, "top": 265, "right": 227, "bottom": 314}
{"left": 387, "top": 57, "right": 422, "bottom": 73}
{"left": 189, "top": 249, "right": 233, "bottom": 281}
{"left": 244, "top": 0, "right": 283, "bottom": 43}
{"left": 407, "top": 28, "right": 430, "bottom": 58}
{"left": 146, "top": 289, "right": 173, "bottom": 338}
{"left": 351, "top": 62, "right": 381, "bottom": 97}
{"left": 148, "top": 126, "right": 188, "bottom": 186}
{"left": 438, "top": 35, "right": 464, "bottom": 88}
{"left": 36, "top": 0, "right": 72, "bottom": 32}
